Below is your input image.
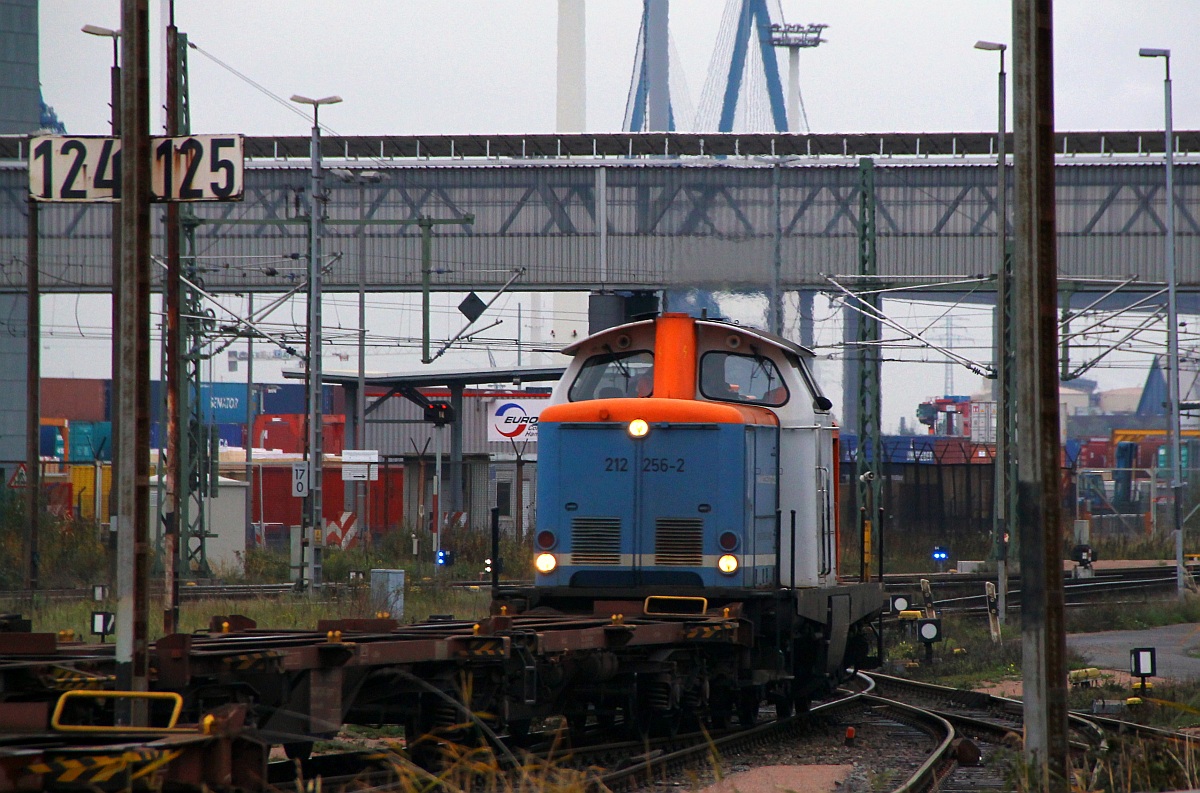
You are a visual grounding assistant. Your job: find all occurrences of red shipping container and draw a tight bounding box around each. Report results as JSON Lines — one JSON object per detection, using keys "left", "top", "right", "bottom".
{"left": 933, "top": 437, "right": 970, "bottom": 464}
{"left": 1078, "top": 439, "right": 1109, "bottom": 468}
{"left": 42, "top": 378, "right": 109, "bottom": 422}
{"left": 250, "top": 463, "right": 403, "bottom": 543}
{"left": 253, "top": 414, "right": 344, "bottom": 455}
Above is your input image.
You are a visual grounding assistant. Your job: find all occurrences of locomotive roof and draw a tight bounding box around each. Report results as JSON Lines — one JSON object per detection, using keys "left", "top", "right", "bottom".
{"left": 560, "top": 316, "right": 815, "bottom": 359}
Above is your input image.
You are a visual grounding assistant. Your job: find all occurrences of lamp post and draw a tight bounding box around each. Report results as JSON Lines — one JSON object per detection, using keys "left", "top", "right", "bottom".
{"left": 290, "top": 93, "right": 341, "bottom": 596}
{"left": 1139, "top": 47, "right": 1184, "bottom": 597}
{"left": 83, "top": 23, "right": 122, "bottom": 591}
{"left": 976, "top": 39, "right": 1010, "bottom": 622}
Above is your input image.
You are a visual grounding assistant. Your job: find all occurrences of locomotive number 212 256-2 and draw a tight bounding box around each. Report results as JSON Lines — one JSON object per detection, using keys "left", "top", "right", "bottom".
{"left": 604, "top": 457, "right": 686, "bottom": 473}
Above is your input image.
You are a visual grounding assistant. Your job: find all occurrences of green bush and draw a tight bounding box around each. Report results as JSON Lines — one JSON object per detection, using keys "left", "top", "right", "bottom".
{"left": 0, "top": 491, "right": 111, "bottom": 590}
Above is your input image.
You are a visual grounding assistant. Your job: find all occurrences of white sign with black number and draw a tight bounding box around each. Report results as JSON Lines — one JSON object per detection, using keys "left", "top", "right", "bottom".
{"left": 29, "top": 134, "right": 244, "bottom": 202}
{"left": 291, "top": 463, "right": 310, "bottom": 498}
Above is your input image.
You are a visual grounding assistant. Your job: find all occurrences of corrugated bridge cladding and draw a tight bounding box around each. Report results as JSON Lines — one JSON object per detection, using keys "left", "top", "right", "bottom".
{"left": 1, "top": 130, "right": 1198, "bottom": 293}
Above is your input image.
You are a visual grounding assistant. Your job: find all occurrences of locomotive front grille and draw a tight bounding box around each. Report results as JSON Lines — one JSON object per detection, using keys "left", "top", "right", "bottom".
{"left": 570, "top": 517, "right": 622, "bottom": 565}
{"left": 654, "top": 518, "right": 703, "bottom": 566}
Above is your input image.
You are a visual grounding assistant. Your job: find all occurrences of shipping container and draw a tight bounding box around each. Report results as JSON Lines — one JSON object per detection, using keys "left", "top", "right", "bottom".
{"left": 253, "top": 414, "right": 345, "bottom": 455}
{"left": 39, "top": 420, "right": 67, "bottom": 460}
{"left": 260, "top": 384, "right": 337, "bottom": 415}
{"left": 249, "top": 464, "right": 403, "bottom": 544}
{"left": 202, "top": 383, "right": 250, "bottom": 424}
{"left": 42, "top": 379, "right": 109, "bottom": 422}
{"left": 68, "top": 421, "right": 112, "bottom": 462}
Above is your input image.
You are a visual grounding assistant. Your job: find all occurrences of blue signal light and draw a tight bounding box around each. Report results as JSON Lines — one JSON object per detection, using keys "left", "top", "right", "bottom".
{"left": 931, "top": 546, "right": 949, "bottom": 561}
{"left": 436, "top": 549, "right": 455, "bottom": 566}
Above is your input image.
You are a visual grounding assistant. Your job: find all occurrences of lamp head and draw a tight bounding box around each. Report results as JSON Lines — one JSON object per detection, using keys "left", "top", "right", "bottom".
{"left": 290, "top": 94, "right": 344, "bottom": 107}
{"left": 1139, "top": 48, "right": 1170, "bottom": 58}
{"left": 82, "top": 24, "right": 120, "bottom": 38}
{"left": 974, "top": 40, "right": 1006, "bottom": 51}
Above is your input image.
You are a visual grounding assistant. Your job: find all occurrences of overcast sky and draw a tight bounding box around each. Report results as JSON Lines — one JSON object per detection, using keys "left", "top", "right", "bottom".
{"left": 33, "top": 1, "right": 1200, "bottom": 431}
{"left": 39, "top": 1, "right": 1200, "bottom": 135}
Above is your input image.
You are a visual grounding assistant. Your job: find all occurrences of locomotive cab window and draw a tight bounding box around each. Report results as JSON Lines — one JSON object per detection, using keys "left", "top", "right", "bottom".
{"left": 568, "top": 350, "right": 654, "bottom": 401}
{"left": 699, "top": 351, "right": 788, "bottom": 406}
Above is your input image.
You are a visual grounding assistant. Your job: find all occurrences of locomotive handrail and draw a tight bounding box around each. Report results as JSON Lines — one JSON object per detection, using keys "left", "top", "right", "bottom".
{"left": 817, "top": 465, "right": 834, "bottom": 576}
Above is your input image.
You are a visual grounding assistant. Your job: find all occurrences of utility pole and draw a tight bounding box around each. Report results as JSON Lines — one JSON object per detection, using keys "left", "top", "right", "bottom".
{"left": 115, "top": 0, "right": 152, "bottom": 725}
{"left": 24, "top": 197, "right": 39, "bottom": 591}
{"left": 245, "top": 294, "right": 254, "bottom": 554}
{"left": 1138, "top": 47, "right": 1184, "bottom": 597}
{"left": 856, "top": 158, "right": 882, "bottom": 580}
{"left": 1013, "top": 0, "right": 1069, "bottom": 786}
{"left": 163, "top": 8, "right": 181, "bottom": 634}
{"left": 291, "top": 94, "right": 342, "bottom": 595}
{"left": 976, "top": 36, "right": 1015, "bottom": 625}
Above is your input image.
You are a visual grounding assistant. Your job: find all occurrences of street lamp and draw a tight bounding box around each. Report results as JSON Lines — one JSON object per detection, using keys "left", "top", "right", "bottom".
{"left": 976, "top": 39, "right": 1010, "bottom": 623}
{"left": 290, "top": 94, "right": 342, "bottom": 596}
{"left": 82, "top": 25, "right": 121, "bottom": 136}
{"left": 83, "top": 23, "right": 122, "bottom": 591}
{"left": 1139, "top": 47, "right": 1184, "bottom": 597}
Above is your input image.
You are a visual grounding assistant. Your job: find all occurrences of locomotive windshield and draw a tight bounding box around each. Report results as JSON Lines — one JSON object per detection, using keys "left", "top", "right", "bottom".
{"left": 699, "top": 351, "right": 788, "bottom": 406}
{"left": 568, "top": 350, "right": 655, "bottom": 401}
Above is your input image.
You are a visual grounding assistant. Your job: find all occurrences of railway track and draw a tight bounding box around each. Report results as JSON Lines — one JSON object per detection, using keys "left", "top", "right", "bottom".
{"left": 11, "top": 668, "right": 1197, "bottom": 793}
{"left": 0, "top": 579, "right": 504, "bottom": 604}
{"left": 561, "top": 674, "right": 958, "bottom": 793}
{"left": 0, "top": 563, "right": 1183, "bottom": 609}
{"left": 889, "top": 564, "right": 1192, "bottom": 615}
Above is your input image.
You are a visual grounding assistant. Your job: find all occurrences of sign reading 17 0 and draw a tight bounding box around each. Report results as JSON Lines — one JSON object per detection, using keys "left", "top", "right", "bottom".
{"left": 29, "top": 134, "right": 244, "bottom": 203}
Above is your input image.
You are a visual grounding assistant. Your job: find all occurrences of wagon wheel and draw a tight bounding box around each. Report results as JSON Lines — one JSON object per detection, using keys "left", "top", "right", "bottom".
{"left": 624, "top": 692, "right": 655, "bottom": 742}
{"left": 707, "top": 684, "right": 733, "bottom": 730}
{"left": 736, "top": 687, "right": 761, "bottom": 727}
{"left": 769, "top": 681, "right": 795, "bottom": 719}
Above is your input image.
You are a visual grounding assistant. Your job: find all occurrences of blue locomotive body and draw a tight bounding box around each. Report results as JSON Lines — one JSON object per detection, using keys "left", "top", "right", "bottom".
{"left": 495, "top": 312, "right": 883, "bottom": 733}
{"left": 535, "top": 421, "right": 779, "bottom": 589}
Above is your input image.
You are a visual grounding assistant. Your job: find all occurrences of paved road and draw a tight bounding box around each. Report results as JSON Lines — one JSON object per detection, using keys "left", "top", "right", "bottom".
{"left": 1069, "top": 623, "right": 1200, "bottom": 679}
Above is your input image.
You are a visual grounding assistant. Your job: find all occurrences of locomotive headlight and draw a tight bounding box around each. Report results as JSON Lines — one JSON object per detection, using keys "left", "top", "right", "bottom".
{"left": 717, "top": 554, "right": 739, "bottom": 574}
{"left": 628, "top": 418, "right": 649, "bottom": 438}
{"left": 535, "top": 553, "right": 558, "bottom": 574}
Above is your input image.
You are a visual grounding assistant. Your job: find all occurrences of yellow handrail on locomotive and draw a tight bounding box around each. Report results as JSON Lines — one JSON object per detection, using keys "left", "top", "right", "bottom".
{"left": 50, "top": 690, "right": 190, "bottom": 734}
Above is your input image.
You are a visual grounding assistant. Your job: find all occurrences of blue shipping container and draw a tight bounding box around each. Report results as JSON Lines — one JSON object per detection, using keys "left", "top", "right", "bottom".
{"left": 69, "top": 421, "right": 112, "bottom": 462}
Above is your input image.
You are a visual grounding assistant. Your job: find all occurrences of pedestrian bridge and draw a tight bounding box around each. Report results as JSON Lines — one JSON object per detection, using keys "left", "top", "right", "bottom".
{"left": 0, "top": 131, "right": 1197, "bottom": 294}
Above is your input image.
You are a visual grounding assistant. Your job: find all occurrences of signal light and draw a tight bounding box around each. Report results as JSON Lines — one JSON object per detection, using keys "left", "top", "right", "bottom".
{"left": 436, "top": 549, "right": 455, "bottom": 566}
{"left": 717, "top": 554, "right": 739, "bottom": 574}
{"left": 628, "top": 418, "right": 649, "bottom": 438}
{"left": 424, "top": 401, "right": 455, "bottom": 426}
{"left": 535, "top": 553, "right": 557, "bottom": 574}
{"left": 932, "top": 546, "right": 949, "bottom": 562}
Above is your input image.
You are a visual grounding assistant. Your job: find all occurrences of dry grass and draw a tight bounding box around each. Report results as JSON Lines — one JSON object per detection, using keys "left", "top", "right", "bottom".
{"left": 0, "top": 581, "right": 492, "bottom": 641}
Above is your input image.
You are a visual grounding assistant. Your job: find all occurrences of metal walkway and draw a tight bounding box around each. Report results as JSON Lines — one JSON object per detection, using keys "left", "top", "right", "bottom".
{"left": 1, "top": 131, "right": 1198, "bottom": 294}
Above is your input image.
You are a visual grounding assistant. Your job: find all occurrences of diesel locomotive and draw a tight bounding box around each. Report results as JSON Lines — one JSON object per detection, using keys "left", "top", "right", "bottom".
{"left": 490, "top": 312, "right": 884, "bottom": 734}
